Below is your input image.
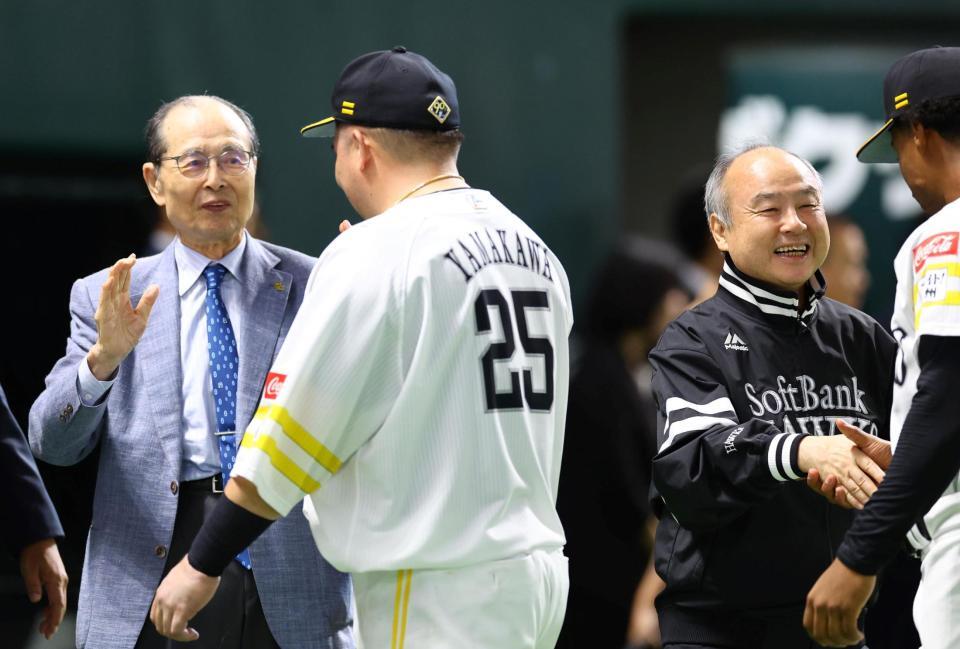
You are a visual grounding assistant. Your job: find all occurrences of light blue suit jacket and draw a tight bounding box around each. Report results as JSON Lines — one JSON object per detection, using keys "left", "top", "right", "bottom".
{"left": 29, "top": 238, "right": 354, "bottom": 649}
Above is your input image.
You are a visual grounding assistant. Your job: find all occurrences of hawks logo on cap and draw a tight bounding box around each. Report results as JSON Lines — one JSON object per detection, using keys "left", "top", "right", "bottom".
{"left": 428, "top": 96, "right": 451, "bottom": 124}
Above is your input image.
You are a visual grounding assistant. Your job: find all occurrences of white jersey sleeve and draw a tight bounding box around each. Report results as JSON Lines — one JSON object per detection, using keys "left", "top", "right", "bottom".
{"left": 232, "top": 224, "right": 403, "bottom": 516}
{"left": 911, "top": 226, "right": 960, "bottom": 337}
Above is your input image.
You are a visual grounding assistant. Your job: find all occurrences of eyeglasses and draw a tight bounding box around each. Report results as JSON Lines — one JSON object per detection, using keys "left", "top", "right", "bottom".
{"left": 157, "top": 148, "right": 253, "bottom": 178}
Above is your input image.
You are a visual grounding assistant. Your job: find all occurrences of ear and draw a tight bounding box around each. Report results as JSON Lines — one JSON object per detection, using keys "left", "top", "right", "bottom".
{"left": 911, "top": 120, "right": 928, "bottom": 150}
{"left": 142, "top": 162, "right": 165, "bottom": 206}
{"left": 355, "top": 130, "right": 375, "bottom": 173}
{"left": 709, "top": 213, "right": 730, "bottom": 252}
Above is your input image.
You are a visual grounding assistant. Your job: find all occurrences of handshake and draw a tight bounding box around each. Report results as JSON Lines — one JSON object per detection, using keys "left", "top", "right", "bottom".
{"left": 798, "top": 419, "right": 892, "bottom": 509}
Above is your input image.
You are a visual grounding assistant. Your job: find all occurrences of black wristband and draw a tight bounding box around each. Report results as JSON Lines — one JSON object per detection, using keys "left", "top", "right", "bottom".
{"left": 187, "top": 496, "right": 274, "bottom": 577}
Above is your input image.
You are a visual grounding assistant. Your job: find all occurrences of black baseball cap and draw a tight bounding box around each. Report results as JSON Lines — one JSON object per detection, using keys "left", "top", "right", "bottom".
{"left": 300, "top": 46, "right": 460, "bottom": 138}
{"left": 858, "top": 46, "right": 960, "bottom": 163}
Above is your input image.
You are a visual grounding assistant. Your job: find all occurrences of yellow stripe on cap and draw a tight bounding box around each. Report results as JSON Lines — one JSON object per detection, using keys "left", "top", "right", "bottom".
{"left": 300, "top": 116, "right": 336, "bottom": 135}
{"left": 342, "top": 101, "right": 355, "bottom": 109}
{"left": 341, "top": 107, "right": 354, "bottom": 115}
{"left": 254, "top": 405, "right": 343, "bottom": 474}
{"left": 895, "top": 92, "right": 909, "bottom": 102}
{"left": 895, "top": 99, "right": 909, "bottom": 109}
{"left": 240, "top": 432, "right": 321, "bottom": 493}
{"left": 895, "top": 91, "right": 909, "bottom": 110}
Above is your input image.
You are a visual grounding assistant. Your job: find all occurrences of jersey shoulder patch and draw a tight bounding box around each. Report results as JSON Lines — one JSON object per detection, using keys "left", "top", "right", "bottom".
{"left": 912, "top": 231, "right": 960, "bottom": 273}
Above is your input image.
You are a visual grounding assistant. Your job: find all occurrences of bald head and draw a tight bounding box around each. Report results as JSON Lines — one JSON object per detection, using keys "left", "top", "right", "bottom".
{"left": 145, "top": 95, "right": 259, "bottom": 163}
{"left": 705, "top": 143, "right": 823, "bottom": 227}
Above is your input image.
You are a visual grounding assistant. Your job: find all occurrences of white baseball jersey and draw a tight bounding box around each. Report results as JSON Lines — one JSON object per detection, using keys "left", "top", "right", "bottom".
{"left": 890, "top": 196, "right": 960, "bottom": 542}
{"left": 232, "top": 187, "right": 572, "bottom": 573}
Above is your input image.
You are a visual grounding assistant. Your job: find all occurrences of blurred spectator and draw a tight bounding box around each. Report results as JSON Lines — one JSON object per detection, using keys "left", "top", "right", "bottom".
{"left": 556, "top": 247, "right": 690, "bottom": 649}
{"left": 821, "top": 215, "right": 870, "bottom": 310}
{"left": 668, "top": 167, "right": 723, "bottom": 304}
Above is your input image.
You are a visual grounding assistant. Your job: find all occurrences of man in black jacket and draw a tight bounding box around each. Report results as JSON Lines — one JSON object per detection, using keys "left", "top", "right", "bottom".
{"left": 649, "top": 143, "right": 896, "bottom": 648}
{"left": 0, "top": 384, "right": 67, "bottom": 640}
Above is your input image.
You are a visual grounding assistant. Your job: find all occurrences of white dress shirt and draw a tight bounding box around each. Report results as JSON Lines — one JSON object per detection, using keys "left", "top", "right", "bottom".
{"left": 78, "top": 234, "right": 248, "bottom": 480}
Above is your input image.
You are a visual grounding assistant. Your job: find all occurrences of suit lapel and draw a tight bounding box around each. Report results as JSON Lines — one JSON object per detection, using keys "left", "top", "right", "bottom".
{"left": 235, "top": 238, "right": 291, "bottom": 431}
{"left": 133, "top": 245, "right": 185, "bottom": 472}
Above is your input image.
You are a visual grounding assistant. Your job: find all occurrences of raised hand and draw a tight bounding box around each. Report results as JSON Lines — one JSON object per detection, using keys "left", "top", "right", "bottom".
{"left": 87, "top": 254, "right": 160, "bottom": 380}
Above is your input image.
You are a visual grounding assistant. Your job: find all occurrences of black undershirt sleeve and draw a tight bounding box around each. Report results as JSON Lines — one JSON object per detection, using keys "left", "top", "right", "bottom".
{"left": 837, "top": 334, "right": 960, "bottom": 575}
{"left": 187, "top": 496, "right": 274, "bottom": 577}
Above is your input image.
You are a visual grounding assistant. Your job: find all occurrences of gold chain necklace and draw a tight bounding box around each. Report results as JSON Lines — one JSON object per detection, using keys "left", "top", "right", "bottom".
{"left": 395, "top": 174, "right": 466, "bottom": 205}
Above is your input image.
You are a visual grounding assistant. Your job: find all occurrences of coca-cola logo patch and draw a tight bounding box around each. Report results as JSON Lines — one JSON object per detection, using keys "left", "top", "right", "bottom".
{"left": 913, "top": 232, "right": 959, "bottom": 272}
{"left": 263, "top": 372, "right": 286, "bottom": 400}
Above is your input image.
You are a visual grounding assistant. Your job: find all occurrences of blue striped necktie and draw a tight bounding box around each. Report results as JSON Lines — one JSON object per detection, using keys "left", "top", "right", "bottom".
{"left": 203, "top": 263, "right": 252, "bottom": 570}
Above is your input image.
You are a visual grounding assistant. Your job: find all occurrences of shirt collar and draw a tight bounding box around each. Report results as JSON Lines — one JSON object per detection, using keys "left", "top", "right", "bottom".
{"left": 174, "top": 232, "right": 247, "bottom": 297}
{"left": 717, "top": 253, "right": 826, "bottom": 326}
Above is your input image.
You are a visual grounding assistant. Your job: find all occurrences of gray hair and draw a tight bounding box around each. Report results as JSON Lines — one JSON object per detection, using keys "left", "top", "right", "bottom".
{"left": 145, "top": 94, "right": 260, "bottom": 163}
{"left": 703, "top": 142, "right": 824, "bottom": 226}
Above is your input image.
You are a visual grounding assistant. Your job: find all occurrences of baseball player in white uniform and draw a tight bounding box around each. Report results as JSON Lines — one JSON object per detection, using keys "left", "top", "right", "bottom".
{"left": 805, "top": 46, "right": 960, "bottom": 648}
{"left": 148, "top": 47, "right": 573, "bottom": 649}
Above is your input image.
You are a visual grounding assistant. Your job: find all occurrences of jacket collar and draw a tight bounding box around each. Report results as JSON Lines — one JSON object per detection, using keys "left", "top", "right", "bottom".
{"left": 717, "top": 254, "right": 826, "bottom": 327}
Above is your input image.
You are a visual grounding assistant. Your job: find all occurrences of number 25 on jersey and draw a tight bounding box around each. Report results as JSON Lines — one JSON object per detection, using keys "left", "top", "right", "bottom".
{"left": 474, "top": 288, "right": 554, "bottom": 412}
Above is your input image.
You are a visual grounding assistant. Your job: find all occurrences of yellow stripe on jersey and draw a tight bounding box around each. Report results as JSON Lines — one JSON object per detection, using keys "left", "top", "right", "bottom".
{"left": 254, "top": 405, "right": 343, "bottom": 474}
{"left": 391, "top": 570, "right": 413, "bottom": 649}
{"left": 240, "top": 431, "right": 321, "bottom": 493}
{"left": 916, "top": 261, "right": 960, "bottom": 276}
{"left": 400, "top": 570, "right": 412, "bottom": 649}
{"left": 915, "top": 290, "right": 960, "bottom": 327}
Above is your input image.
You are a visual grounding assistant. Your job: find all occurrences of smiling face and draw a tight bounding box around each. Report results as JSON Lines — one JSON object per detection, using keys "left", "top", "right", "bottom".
{"left": 710, "top": 147, "right": 829, "bottom": 293}
{"left": 142, "top": 97, "right": 257, "bottom": 254}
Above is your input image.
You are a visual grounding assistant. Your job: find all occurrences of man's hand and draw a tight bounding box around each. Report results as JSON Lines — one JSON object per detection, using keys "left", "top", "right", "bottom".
{"left": 804, "top": 558, "right": 875, "bottom": 647}
{"left": 805, "top": 468, "right": 851, "bottom": 509}
{"left": 798, "top": 433, "right": 882, "bottom": 509}
{"left": 150, "top": 556, "right": 220, "bottom": 642}
{"left": 20, "top": 538, "right": 68, "bottom": 639}
{"left": 837, "top": 419, "right": 892, "bottom": 470}
{"left": 87, "top": 254, "right": 160, "bottom": 380}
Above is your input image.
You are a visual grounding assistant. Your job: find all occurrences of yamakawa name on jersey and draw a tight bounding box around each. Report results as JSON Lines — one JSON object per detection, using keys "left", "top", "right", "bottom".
{"left": 442, "top": 227, "right": 557, "bottom": 284}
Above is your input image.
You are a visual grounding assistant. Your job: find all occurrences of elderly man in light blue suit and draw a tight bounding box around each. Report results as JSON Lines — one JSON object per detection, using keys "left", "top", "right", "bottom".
{"left": 29, "top": 95, "right": 353, "bottom": 649}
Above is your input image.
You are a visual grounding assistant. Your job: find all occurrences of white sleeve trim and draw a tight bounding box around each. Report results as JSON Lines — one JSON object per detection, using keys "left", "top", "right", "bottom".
{"left": 661, "top": 416, "right": 737, "bottom": 451}
{"left": 768, "top": 433, "right": 803, "bottom": 482}
{"left": 664, "top": 396, "right": 735, "bottom": 416}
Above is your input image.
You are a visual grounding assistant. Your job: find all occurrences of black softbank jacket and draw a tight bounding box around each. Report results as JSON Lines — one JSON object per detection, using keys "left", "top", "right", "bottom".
{"left": 649, "top": 258, "right": 896, "bottom": 635}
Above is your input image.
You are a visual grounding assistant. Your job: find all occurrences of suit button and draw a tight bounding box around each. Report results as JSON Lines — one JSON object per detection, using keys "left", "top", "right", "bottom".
{"left": 59, "top": 404, "right": 74, "bottom": 422}
{"left": 170, "top": 481, "right": 179, "bottom": 495}
{"left": 155, "top": 545, "right": 167, "bottom": 558}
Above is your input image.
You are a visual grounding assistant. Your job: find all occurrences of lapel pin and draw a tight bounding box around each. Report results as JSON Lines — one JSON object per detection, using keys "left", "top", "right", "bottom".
{"left": 273, "top": 281, "right": 285, "bottom": 292}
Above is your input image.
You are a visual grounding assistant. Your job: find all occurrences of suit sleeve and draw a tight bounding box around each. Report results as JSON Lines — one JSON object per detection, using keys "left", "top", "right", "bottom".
{"left": 0, "top": 386, "right": 64, "bottom": 555}
{"left": 649, "top": 327, "right": 805, "bottom": 533}
{"left": 29, "top": 277, "right": 108, "bottom": 465}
